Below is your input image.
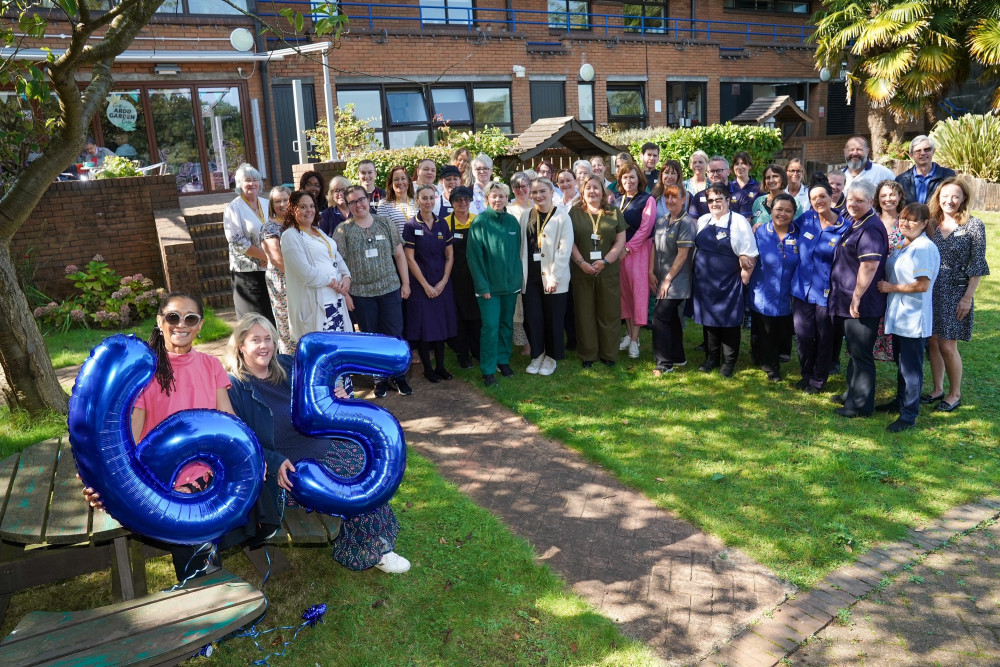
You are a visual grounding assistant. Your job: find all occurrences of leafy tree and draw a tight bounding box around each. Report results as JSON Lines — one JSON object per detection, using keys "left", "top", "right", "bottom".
{"left": 811, "top": 0, "right": 1000, "bottom": 155}
{"left": 0, "top": 0, "right": 344, "bottom": 413}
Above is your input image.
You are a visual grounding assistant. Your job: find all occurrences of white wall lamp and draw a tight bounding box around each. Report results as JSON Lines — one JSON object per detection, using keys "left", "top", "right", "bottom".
{"left": 579, "top": 63, "right": 595, "bottom": 82}
{"left": 512, "top": 65, "right": 526, "bottom": 78}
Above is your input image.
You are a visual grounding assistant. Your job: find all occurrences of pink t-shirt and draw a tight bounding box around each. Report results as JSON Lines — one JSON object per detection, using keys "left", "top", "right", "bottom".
{"left": 134, "top": 350, "right": 230, "bottom": 490}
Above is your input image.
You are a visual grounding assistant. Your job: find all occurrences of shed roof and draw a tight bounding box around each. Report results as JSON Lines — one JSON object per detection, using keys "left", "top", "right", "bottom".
{"left": 513, "top": 116, "right": 619, "bottom": 160}
{"left": 730, "top": 95, "right": 813, "bottom": 125}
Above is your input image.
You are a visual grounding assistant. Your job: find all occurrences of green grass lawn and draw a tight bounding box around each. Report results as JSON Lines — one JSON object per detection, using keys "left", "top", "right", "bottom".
{"left": 464, "top": 212, "right": 1000, "bottom": 589}
{"left": 0, "top": 406, "right": 67, "bottom": 460}
{"left": 0, "top": 451, "right": 655, "bottom": 666}
{"left": 44, "top": 306, "right": 231, "bottom": 369}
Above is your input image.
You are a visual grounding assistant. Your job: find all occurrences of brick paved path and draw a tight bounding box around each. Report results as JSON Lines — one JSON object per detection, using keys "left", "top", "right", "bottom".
{"left": 384, "top": 378, "right": 790, "bottom": 665}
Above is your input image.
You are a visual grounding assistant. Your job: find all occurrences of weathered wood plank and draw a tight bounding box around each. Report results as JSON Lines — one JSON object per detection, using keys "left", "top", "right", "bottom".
{"left": 0, "top": 570, "right": 264, "bottom": 667}
{"left": 0, "top": 439, "right": 59, "bottom": 544}
{"left": 0, "top": 544, "right": 114, "bottom": 596}
{"left": 65, "top": 440, "right": 128, "bottom": 541}
{"left": 317, "top": 513, "right": 343, "bottom": 541}
{"left": 242, "top": 544, "right": 293, "bottom": 578}
{"left": 0, "top": 453, "right": 21, "bottom": 525}
{"left": 281, "top": 507, "right": 329, "bottom": 544}
{"left": 45, "top": 435, "right": 94, "bottom": 545}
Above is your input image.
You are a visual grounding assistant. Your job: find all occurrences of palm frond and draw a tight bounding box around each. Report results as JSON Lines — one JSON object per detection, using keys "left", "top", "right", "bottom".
{"left": 969, "top": 18, "right": 1000, "bottom": 64}
{"left": 863, "top": 75, "right": 898, "bottom": 104}
{"left": 863, "top": 45, "right": 916, "bottom": 80}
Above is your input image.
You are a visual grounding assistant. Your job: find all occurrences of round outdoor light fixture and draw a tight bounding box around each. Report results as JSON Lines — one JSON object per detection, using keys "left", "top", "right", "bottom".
{"left": 819, "top": 67, "right": 831, "bottom": 82}
{"left": 230, "top": 28, "right": 255, "bottom": 52}
{"left": 579, "top": 63, "right": 595, "bottom": 82}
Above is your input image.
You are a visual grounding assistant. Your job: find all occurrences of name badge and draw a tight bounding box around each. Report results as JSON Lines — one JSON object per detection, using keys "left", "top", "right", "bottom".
{"left": 716, "top": 231, "right": 728, "bottom": 240}
{"left": 365, "top": 248, "right": 379, "bottom": 258}
{"left": 437, "top": 233, "right": 443, "bottom": 239}
{"left": 785, "top": 238, "right": 796, "bottom": 245}
{"left": 589, "top": 251, "right": 603, "bottom": 260}
{"left": 824, "top": 288, "right": 830, "bottom": 297}
{"left": 591, "top": 233, "right": 600, "bottom": 240}
{"left": 533, "top": 253, "right": 542, "bottom": 262}
{"left": 508, "top": 231, "right": 517, "bottom": 235}
{"left": 829, "top": 239, "right": 837, "bottom": 246}
{"left": 453, "top": 232, "right": 463, "bottom": 239}
{"left": 700, "top": 196, "right": 706, "bottom": 202}
{"left": 803, "top": 232, "right": 814, "bottom": 240}
{"left": 414, "top": 229, "right": 423, "bottom": 236}
{"left": 375, "top": 234, "right": 386, "bottom": 240}
{"left": 954, "top": 228, "right": 966, "bottom": 237}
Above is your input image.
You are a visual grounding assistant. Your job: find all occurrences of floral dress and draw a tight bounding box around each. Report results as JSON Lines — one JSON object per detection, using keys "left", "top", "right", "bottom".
{"left": 873, "top": 224, "right": 905, "bottom": 361}
{"left": 261, "top": 219, "right": 293, "bottom": 354}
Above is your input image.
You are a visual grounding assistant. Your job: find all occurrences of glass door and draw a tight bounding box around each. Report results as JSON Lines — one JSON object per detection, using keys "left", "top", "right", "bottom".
{"left": 199, "top": 86, "right": 248, "bottom": 192}
{"left": 100, "top": 90, "right": 151, "bottom": 165}
{"left": 148, "top": 87, "right": 205, "bottom": 193}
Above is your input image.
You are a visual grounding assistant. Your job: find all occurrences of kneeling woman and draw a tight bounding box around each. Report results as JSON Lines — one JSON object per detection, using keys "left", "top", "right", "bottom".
{"left": 225, "top": 313, "right": 409, "bottom": 573}
{"left": 875, "top": 204, "right": 941, "bottom": 432}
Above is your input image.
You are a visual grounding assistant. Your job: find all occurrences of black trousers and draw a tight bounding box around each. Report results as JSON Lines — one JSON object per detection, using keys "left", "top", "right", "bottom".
{"left": 751, "top": 311, "right": 793, "bottom": 374}
{"left": 792, "top": 297, "right": 837, "bottom": 389}
{"left": 522, "top": 281, "right": 568, "bottom": 360}
{"left": 841, "top": 316, "right": 879, "bottom": 413}
{"left": 652, "top": 298, "right": 686, "bottom": 368}
{"left": 353, "top": 289, "right": 406, "bottom": 382}
{"left": 232, "top": 270, "right": 275, "bottom": 325}
{"left": 449, "top": 317, "right": 482, "bottom": 361}
{"left": 704, "top": 326, "right": 741, "bottom": 368}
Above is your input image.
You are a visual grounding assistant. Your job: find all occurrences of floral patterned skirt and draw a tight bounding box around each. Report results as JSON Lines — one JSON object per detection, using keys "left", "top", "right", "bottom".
{"left": 265, "top": 267, "right": 294, "bottom": 354}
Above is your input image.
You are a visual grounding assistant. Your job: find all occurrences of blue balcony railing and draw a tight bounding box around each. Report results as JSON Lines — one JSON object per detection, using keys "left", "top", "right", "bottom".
{"left": 255, "top": 2, "right": 814, "bottom": 45}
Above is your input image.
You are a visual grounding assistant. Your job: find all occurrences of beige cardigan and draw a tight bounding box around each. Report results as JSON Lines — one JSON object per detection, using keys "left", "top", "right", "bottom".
{"left": 520, "top": 205, "right": 575, "bottom": 294}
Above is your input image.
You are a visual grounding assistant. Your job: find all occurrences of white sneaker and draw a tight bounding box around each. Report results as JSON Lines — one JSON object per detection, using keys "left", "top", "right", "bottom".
{"left": 539, "top": 356, "right": 557, "bottom": 376}
{"left": 619, "top": 335, "right": 631, "bottom": 350}
{"left": 375, "top": 551, "right": 410, "bottom": 573}
{"left": 526, "top": 355, "right": 544, "bottom": 374}
{"left": 628, "top": 340, "right": 640, "bottom": 358}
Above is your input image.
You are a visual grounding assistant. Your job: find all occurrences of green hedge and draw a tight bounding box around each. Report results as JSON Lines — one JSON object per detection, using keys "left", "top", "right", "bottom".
{"left": 344, "top": 126, "right": 515, "bottom": 183}
{"left": 627, "top": 124, "right": 784, "bottom": 180}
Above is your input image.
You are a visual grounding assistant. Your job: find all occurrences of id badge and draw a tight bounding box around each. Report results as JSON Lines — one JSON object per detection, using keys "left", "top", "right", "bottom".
{"left": 589, "top": 251, "right": 603, "bottom": 260}
{"left": 454, "top": 232, "right": 463, "bottom": 239}
{"left": 414, "top": 229, "right": 423, "bottom": 236}
{"left": 375, "top": 234, "right": 386, "bottom": 241}
{"left": 590, "top": 233, "right": 600, "bottom": 241}
{"left": 366, "top": 248, "right": 379, "bottom": 258}
{"left": 803, "top": 232, "right": 814, "bottom": 240}
{"left": 716, "top": 231, "right": 728, "bottom": 240}
{"left": 533, "top": 252, "right": 542, "bottom": 262}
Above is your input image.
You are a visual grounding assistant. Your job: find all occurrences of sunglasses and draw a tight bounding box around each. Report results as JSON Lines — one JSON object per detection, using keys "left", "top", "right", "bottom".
{"left": 707, "top": 197, "right": 725, "bottom": 204}
{"left": 163, "top": 312, "right": 202, "bottom": 327}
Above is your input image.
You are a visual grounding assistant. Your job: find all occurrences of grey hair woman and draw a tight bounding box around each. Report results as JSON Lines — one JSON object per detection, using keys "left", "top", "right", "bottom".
{"left": 223, "top": 163, "right": 275, "bottom": 324}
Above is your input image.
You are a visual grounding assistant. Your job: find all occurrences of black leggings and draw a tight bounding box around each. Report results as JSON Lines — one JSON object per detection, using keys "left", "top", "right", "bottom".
{"left": 418, "top": 340, "right": 447, "bottom": 372}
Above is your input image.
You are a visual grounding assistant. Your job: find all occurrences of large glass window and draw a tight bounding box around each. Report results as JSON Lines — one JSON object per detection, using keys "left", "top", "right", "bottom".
{"left": 431, "top": 88, "right": 472, "bottom": 123}
{"left": 548, "top": 0, "right": 589, "bottom": 30}
{"left": 386, "top": 89, "right": 429, "bottom": 124}
{"left": 667, "top": 82, "right": 705, "bottom": 127}
{"left": 723, "top": 0, "right": 809, "bottom": 13}
{"left": 606, "top": 84, "right": 646, "bottom": 130}
{"left": 100, "top": 90, "right": 151, "bottom": 165}
{"left": 473, "top": 87, "right": 512, "bottom": 131}
{"left": 149, "top": 88, "right": 203, "bottom": 192}
{"left": 420, "top": 0, "right": 473, "bottom": 26}
{"left": 578, "top": 82, "right": 594, "bottom": 130}
{"left": 623, "top": 2, "right": 666, "bottom": 33}
{"left": 200, "top": 87, "right": 247, "bottom": 191}
{"left": 157, "top": 0, "right": 249, "bottom": 14}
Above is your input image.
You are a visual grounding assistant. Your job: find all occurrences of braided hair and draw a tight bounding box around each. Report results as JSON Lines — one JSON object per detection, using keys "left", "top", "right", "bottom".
{"left": 149, "top": 291, "right": 203, "bottom": 396}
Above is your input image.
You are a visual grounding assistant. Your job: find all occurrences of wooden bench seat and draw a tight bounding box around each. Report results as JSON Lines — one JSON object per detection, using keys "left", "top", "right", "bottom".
{"left": 0, "top": 569, "right": 265, "bottom": 666}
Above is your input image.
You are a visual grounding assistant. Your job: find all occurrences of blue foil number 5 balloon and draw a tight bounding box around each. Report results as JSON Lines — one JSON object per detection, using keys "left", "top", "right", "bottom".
{"left": 289, "top": 332, "right": 410, "bottom": 518}
{"left": 69, "top": 334, "right": 264, "bottom": 546}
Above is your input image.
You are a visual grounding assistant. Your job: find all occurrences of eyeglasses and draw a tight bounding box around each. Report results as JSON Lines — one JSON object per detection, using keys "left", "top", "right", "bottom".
{"left": 163, "top": 312, "right": 202, "bottom": 327}
{"left": 787, "top": 169, "right": 803, "bottom": 174}
{"left": 347, "top": 197, "right": 368, "bottom": 207}
{"left": 513, "top": 183, "right": 529, "bottom": 190}
{"left": 912, "top": 147, "right": 933, "bottom": 154}
{"left": 331, "top": 188, "right": 345, "bottom": 194}
{"left": 706, "top": 197, "right": 725, "bottom": 204}
{"left": 708, "top": 168, "right": 726, "bottom": 175}
{"left": 475, "top": 166, "right": 491, "bottom": 172}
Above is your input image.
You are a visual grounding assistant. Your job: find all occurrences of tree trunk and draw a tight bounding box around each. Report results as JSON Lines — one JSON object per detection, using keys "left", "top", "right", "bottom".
{"left": 867, "top": 108, "right": 889, "bottom": 159}
{"left": 0, "top": 243, "right": 69, "bottom": 413}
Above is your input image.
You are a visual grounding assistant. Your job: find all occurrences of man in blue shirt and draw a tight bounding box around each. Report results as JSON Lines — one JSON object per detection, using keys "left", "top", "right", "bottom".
{"left": 842, "top": 136, "right": 895, "bottom": 191}
{"left": 894, "top": 135, "right": 956, "bottom": 204}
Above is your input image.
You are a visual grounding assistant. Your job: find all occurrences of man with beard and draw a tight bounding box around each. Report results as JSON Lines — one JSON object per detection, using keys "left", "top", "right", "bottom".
{"left": 842, "top": 136, "right": 894, "bottom": 191}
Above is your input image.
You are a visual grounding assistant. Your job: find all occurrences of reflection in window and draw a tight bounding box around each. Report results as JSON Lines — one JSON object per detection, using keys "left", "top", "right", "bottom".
{"left": 101, "top": 91, "right": 151, "bottom": 166}
{"left": 386, "top": 89, "right": 428, "bottom": 124}
{"left": 623, "top": 2, "right": 666, "bottom": 33}
{"left": 200, "top": 87, "right": 246, "bottom": 191}
{"left": 722, "top": 0, "right": 809, "bottom": 13}
{"left": 157, "top": 0, "right": 248, "bottom": 14}
{"left": 578, "top": 83, "right": 594, "bottom": 131}
{"left": 607, "top": 85, "right": 647, "bottom": 130}
{"left": 667, "top": 82, "right": 705, "bottom": 127}
{"left": 148, "top": 88, "right": 202, "bottom": 193}
{"left": 337, "top": 89, "right": 383, "bottom": 130}
{"left": 420, "top": 0, "right": 473, "bottom": 26}
{"left": 388, "top": 130, "right": 430, "bottom": 149}
{"left": 548, "top": 0, "right": 589, "bottom": 30}
{"left": 431, "top": 88, "right": 471, "bottom": 123}
{"left": 473, "top": 87, "right": 511, "bottom": 129}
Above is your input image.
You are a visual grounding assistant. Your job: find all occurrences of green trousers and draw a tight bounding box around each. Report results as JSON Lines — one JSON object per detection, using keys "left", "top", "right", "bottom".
{"left": 571, "top": 268, "right": 622, "bottom": 363}
{"left": 477, "top": 293, "right": 517, "bottom": 375}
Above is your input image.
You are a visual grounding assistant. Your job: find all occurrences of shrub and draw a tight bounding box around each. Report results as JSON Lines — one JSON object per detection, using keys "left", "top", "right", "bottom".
{"left": 33, "top": 255, "right": 165, "bottom": 333}
{"left": 95, "top": 155, "right": 143, "bottom": 179}
{"left": 307, "top": 104, "right": 379, "bottom": 161}
{"left": 449, "top": 126, "right": 515, "bottom": 160}
{"left": 595, "top": 125, "right": 674, "bottom": 149}
{"left": 618, "top": 124, "right": 783, "bottom": 180}
{"left": 930, "top": 113, "right": 1000, "bottom": 182}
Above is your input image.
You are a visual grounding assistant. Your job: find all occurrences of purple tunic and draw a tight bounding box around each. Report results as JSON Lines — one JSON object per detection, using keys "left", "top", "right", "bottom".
{"left": 402, "top": 214, "right": 458, "bottom": 342}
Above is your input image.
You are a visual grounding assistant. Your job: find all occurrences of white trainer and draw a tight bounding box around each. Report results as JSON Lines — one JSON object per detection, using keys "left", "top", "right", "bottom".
{"left": 526, "top": 355, "right": 545, "bottom": 374}
{"left": 375, "top": 551, "right": 410, "bottom": 573}
{"left": 628, "top": 340, "right": 640, "bottom": 358}
{"left": 619, "top": 335, "right": 631, "bottom": 350}
{"left": 539, "top": 356, "right": 557, "bottom": 376}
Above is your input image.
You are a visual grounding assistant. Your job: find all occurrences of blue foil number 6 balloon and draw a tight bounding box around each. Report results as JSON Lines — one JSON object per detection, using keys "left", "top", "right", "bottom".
{"left": 69, "top": 334, "right": 264, "bottom": 545}
{"left": 289, "top": 332, "right": 410, "bottom": 518}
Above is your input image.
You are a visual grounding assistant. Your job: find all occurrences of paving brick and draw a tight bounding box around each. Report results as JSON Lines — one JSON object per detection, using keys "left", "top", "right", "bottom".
{"left": 823, "top": 574, "right": 872, "bottom": 598}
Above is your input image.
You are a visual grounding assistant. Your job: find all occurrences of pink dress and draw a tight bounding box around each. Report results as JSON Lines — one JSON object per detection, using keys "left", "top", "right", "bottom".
{"left": 619, "top": 194, "right": 656, "bottom": 324}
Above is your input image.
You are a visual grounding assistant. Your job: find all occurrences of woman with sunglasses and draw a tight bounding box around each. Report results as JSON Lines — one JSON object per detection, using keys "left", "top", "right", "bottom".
{"left": 333, "top": 185, "right": 413, "bottom": 398}
{"left": 280, "top": 190, "right": 353, "bottom": 347}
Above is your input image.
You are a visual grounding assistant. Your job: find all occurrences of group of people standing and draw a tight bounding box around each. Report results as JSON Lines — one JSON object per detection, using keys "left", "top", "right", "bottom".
{"left": 221, "top": 132, "right": 987, "bottom": 434}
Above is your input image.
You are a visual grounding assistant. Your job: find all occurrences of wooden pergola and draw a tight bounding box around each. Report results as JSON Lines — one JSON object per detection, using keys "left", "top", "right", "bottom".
{"left": 495, "top": 116, "right": 620, "bottom": 178}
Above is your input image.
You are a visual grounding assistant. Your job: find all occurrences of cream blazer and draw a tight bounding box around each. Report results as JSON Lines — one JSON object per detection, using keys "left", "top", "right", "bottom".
{"left": 520, "top": 206, "right": 574, "bottom": 294}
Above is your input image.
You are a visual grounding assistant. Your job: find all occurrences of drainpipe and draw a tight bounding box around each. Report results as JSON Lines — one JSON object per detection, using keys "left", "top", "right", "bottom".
{"left": 256, "top": 27, "right": 279, "bottom": 186}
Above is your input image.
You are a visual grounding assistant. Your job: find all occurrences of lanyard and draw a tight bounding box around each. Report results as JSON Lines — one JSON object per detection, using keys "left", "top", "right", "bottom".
{"left": 308, "top": 228, "right": 334, "bottom": 259}
{"left": 242, "top": 196, "right": 265, "bottom": 225}
{"left": 535, "top": 208, "right": 554, "bottom": 250}
{"left": 587, "top": 210, "right": 602, "bottom": 248}
{"left": 619, "top": 195, "right": 633, "bottom": 212}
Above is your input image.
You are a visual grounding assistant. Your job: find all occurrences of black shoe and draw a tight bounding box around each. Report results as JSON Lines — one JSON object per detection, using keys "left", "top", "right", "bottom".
{"left": 887, "top": 419, "right": 915, "bottom": 433}
{"left": 835, "top": 406, "right": 871, "bottom": 418}
{"left": 374, "top": 380, "right": 389, "bottom": 399}
{"left": 423, "top": 370, "right": 441, "bottom": 383}
{"left": 874, "top": 401, "right": 899, "bottom": 413}
{"left": 483, "top": 374, "right": 497, "bottom": 387}
{"left": 920, "top": 392, "right": 944, "bottom": 404}
{"left": 804, "top": 385, "right": 822, "bottom": 395}
{"left": 720, "top": 364, "right": 735, "bottom": 378}
{"left": 600, "top": 359, "right": 615, "bottom": 367}
{"left": 435, "top": 367, "right": 453, "bottom": 380}
{"left": 779, "top": 354, "right": 791, "bottom": 363}
{"left": 830, "top": 393, "right": 846, "bottom": 405}
{"left": 392, "top": 377, "right": 413, "bottom": 395}
{"left": 458, "top": 355, "right": 474, "bottom": 370}
{"left": 795, "top": 378, "right": 809, "bottom": 391}
{"left": 698, "top": 360, "right": 718, "bottom": 373}
{"left": 766, "top": 370, "right": 782, "bottom": 382}
{"left": 582, "top": 360, "right": 594, "bottom": 368}
{"left": 498, "top": 364, "right": 514, "bottom": 378}
{"left": 694, "top": 343, "right": 706, "bottom": 352}
{"left": 937, "top": 398, "right": 961, "bottom": 412}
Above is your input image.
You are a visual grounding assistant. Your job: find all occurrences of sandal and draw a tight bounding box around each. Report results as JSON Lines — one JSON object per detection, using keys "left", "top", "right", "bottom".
{"left": 936, "top": 398, "right": 961, "bottom": 412}
{"left": 920, "top": 392, "right": 944, "bottom": 404}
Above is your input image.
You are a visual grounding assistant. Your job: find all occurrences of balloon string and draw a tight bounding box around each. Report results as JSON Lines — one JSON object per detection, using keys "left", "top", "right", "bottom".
{"left": 168, "top": 542, "right": 217, "bottom": 592}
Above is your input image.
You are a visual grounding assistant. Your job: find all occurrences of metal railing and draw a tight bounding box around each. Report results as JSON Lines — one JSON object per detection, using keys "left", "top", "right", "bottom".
{"left": 255, "top": 1, "right": 814, "bottom": 45}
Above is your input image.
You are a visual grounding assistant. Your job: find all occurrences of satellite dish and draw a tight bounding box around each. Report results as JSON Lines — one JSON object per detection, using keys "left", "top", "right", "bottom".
{"left": 230, "top": 28, "right": 255, "bottom": 52}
